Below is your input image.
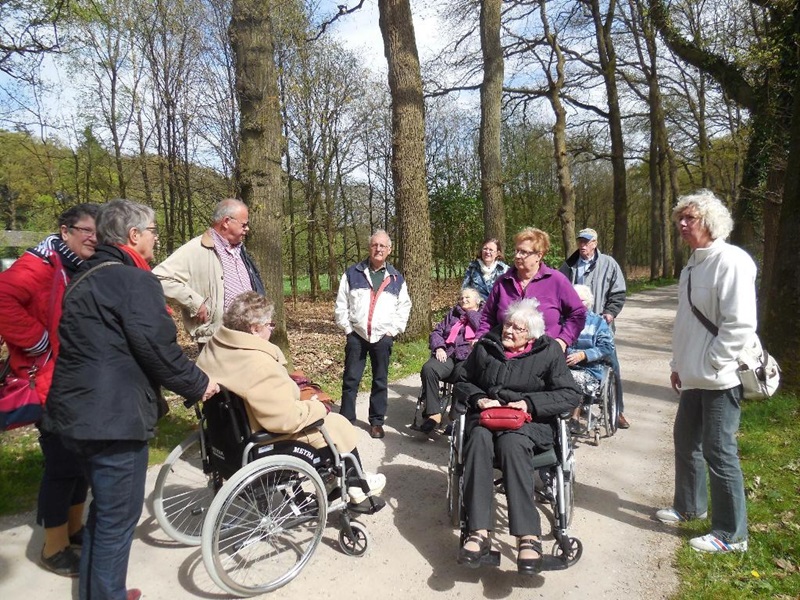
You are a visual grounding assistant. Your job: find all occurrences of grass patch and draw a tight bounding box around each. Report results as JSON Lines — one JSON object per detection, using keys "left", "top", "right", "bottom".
{"left": 628, "top": 276, "right": 677, "bottom": 295}
{"left": 672, "top": 392, "right": 800, "bottom": 599}
{"left": 0, "top": 427, "right": 42, "bottom": 516}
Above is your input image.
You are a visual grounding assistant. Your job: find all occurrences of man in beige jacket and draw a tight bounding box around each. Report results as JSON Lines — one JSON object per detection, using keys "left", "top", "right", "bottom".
{"left": 153, "top": 199, "right": 264, "bottom": 347}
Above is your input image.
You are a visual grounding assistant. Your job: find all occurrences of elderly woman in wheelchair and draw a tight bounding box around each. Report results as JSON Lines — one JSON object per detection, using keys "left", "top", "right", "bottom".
{"left": 415, "top": 286, "right": 482, "bottom": 434}
{"left": 196, "top": 291, "right": 385, "bottom": 506}
{"left": 453, "top": 298, "right": 580, "bottom": 574}
{"left": 567, "top": 284, "right": 618, "bottom": 442}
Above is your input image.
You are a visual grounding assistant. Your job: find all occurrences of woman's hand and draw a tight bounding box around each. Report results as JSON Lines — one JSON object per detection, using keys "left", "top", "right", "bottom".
{"left": 477, "top": 398, "right": 501, "bottom": 410}
{"left": 555, "top": 338, "right": 567, "bottom": 352}
{"left": 565, "top": 351, "right": 586, "bottom": 366}
{"left": 506, "top": 400, "right": 528, "bottom": 411}
{"left": 670, "top": 371, "right": 682, "bottom": 394}
{"left": 435, "top": 348, "right": 447, "bottom": 362}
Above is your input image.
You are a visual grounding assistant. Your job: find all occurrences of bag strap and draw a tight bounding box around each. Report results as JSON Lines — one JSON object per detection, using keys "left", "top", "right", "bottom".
{"left": 62, "top": 261, "right": 123, "bottom": 305}
{"left": 687, "top": 268, "right": 719, "bottom": 337}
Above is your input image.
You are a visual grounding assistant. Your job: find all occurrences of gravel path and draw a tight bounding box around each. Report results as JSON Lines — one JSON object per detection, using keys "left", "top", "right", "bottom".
{"left": 0, "top": 286, "right": 681, "bottom": 599}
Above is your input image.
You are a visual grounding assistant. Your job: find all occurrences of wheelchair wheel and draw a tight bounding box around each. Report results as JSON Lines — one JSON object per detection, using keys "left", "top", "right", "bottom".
{"left": 339, "top": 520, "right": 369, "bottom": 556}
{"left": 154, "top": 430, "right": 216, "bottom": 546}
{"left": 202, "top": 456, "right": 327, "bottom": 597}
{"left": 563, "top": 471, "right": 575, "bottom": 527}
{"left": 552, "top": 536, "right": 583, "bottom": 566}
{"left": 446, "top": 417, "right": 465, "bottom": 528}
{"left": 603, "top": 370, "right": 619, "bottom": 438}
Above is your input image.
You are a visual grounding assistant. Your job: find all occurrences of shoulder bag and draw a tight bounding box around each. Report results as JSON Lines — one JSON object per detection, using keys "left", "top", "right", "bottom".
{"left": 687, "top": 270, "right": 780, "bottom": 400}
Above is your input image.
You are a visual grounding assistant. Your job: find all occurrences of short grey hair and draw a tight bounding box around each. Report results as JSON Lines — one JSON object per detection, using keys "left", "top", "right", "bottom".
{"left": 573, "top": 284, "right": 594, "bottom": 311}
{"left": 460, "top": 286, "right": 482, "bottom": 305}
{"left": 369, "top": 229, "right": 392, "bottom": 247}
{"left": 96, "top": 199, "right": 155, "bottom": 245}
{"left": 223, "top": 291, "right": 274, "bottom": 333}
{"left": 212, "top": 198, "right": 247, "bottom": 223}
{"left": 671, "top": 189, "right": 734, "bottom": 241}
{"left": 504, "top": 298, "right": 545, "bottom": 340}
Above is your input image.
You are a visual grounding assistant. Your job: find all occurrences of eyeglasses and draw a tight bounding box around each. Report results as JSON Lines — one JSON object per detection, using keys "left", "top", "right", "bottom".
{"left": 69, "top": 225, "right": 97, "bottom": 238}
{"left": 144, "top": 226, "right": 159, "bottom": 236}
{"left": 266, "top": 321, "right": 276, "bottom": 330}
{"left": 370, "top": 243, "right": 389, "bottom": 250}
{"left": 503, "top": 322, "right": 528, "bottom": 334}
{"left": 228, "top": 217, "right": 250, "bottom": 229}
{"left": 679, "top": 214, "right": 699, "bottom": 224}
{"left": 514, "top": 249, "right": 538, "bottom": 258}
{"left": 482, "top": 247, "right": 497, "bottom": 254}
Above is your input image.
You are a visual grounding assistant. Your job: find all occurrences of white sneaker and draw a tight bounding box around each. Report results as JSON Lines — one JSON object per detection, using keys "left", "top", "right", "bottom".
{"left": 655, "top": 507, "right": 708, "bottom": 523}
{"left": 347, "top": 472, "right": 386, "bottom": 504}
{"left": 689, "top": 534, "right": 747, "bottom": 553}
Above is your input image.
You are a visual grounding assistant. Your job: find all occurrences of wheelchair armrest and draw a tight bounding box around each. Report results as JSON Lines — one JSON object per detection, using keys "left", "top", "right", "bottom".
{"left": 304, "top": 418, "right": 326, "bottom": 430}
{"left": 558, "top": 412, "right": 572, "bottom": 420}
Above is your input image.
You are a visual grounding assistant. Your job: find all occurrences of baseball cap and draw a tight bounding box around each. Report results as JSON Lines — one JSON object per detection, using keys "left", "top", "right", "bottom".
{"left": 577, "top": 228, "right": 597, "bottom": 241}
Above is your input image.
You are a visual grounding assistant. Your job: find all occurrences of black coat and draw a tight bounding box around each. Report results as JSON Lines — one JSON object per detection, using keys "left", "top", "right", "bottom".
{"left": 454, "top": 327, "right": 581, "bottom": 450}
{"left": 43, "top": 245, "right": 209, "bottom": 442}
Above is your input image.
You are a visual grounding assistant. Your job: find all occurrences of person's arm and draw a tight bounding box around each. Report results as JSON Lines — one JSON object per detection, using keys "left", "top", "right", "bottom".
{"left": 707, "top": 254, "right": 757, "bottom": 371}
{"left": 510, "top": 345, "right": 581, "bottom": 418}
{"left": 393, "top": 278, "right": 412, "bottom": 335}
{"left": 429, "top": 310, "right": 450, "bottom": 352}
{"left": 602, "top": 261, "right": 627, "bottom": 319}
{"left": 582, "top": 318, "right": 615, "bottom": 364}
{"left": 152, "top": 245, "right": 206, "bottom": 319}
{"left": 333, "top": 273, "right": 353, "bottom": 334}
{"left": 554, "top": 279, "right": 587, "bottom": 347}
{"left": 476, "top": 281, "right": 501, "bottom": 337}
{"left": 0, "top": 256, "right": 51, "bottom": 355}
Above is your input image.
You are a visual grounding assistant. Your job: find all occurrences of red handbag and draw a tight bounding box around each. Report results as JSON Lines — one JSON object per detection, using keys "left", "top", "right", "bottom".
{"left": 478, "top": 406, "right": 532, "bottom": 431}
{"left": 0, "top": 360, "right": 45, "bottom": 431}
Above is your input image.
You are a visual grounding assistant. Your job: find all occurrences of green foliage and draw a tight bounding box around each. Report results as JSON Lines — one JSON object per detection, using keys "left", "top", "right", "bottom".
{"left": 673, "top": 392, "right": 800, "bottom": 599}
{"left": 0, "top": 427, "right": 42, "bottom": 516}
{"left": 429, "top": 181, "right": 483, "bottom": 280}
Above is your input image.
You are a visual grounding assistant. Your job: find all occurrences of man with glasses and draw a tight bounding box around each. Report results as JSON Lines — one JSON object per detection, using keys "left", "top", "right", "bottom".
{"left": 334, "top": 230, "right": 412, "bottom": 439}
{"left": 153, "top": 198, "right": 264, "bottom": 349}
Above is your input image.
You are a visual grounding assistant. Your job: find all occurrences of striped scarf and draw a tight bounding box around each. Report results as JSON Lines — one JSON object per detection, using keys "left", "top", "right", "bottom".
{"left": 26, "top": 234, "right": 84, "bottom": 276}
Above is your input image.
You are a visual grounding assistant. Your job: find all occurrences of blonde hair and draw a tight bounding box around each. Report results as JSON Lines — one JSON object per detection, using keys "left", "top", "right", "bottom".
{"left": 514, "top": 227, "right": 550, "bottom": 255}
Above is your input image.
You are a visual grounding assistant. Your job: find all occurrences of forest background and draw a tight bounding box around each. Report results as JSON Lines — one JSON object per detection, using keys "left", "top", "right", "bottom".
{"left": 1, "top": 0, "right": 798, "bottom": 392}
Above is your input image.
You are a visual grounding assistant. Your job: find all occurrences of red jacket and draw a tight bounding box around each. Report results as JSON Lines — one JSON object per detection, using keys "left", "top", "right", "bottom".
{"left": 0, "top": 252, "right": 67, "bottom": 402}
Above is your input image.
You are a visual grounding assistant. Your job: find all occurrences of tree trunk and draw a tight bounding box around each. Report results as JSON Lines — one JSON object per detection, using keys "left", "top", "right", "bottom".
{"left": 378, "top": 0, "right": 431, "bottom": 339}
{"left": 479, "top": 0, "right": 505, "bottom": 245}
{"left": 230, "top": 0, "right": 288, "bottom": 355}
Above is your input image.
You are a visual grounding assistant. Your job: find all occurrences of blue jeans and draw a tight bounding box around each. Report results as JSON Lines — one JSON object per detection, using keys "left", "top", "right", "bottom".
{"left": 673, "top": 386, "right": 748, "bottom": 542}
{"left": 339, "top": 333, "right": 393, "bottom": 426}
{"left": 77, "top": 440, "right": 148, "bottom": 600}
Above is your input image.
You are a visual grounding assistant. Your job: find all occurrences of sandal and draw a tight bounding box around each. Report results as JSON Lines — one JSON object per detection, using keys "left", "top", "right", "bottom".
{"left": 517, "top": 536, "right": 543, "bottom": 575}
{"left": 457, "top": 531, "right": 491, "bottom": 567}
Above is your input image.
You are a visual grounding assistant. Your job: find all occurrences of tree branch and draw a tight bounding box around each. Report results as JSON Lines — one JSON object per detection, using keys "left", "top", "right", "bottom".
{"left": 307, "top": 1, "right": 367, "bottom": 43}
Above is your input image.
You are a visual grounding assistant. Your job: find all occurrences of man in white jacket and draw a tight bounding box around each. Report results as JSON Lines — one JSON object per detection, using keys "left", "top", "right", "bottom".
{"left": 334, "top": 230, "right": 412, "bottom": 439}
{"left": 655, "top": 190, "right": 755, "bottom": 554}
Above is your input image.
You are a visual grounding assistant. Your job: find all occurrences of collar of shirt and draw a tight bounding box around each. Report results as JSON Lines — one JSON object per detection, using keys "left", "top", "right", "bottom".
{"left": 210, "top": 228, "right": 242, "bottom": 256}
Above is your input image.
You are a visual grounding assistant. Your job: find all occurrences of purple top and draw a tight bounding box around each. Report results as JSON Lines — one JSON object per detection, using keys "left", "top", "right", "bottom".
{"left": 430, "top": 305, "right": 482, "bottom": 362}
{"left": 476, "top": 263, "right": 587, "bottom": 346}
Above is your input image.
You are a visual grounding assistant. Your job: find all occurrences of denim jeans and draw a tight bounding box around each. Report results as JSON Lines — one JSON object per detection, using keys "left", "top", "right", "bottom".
{"left": 339, "top": 333, "right": 393, "bottom": 426}
{"left": 78, "top": 440, "right": 149, "bottom": 600}
{"left": 673, "top": 386, "right": 748, "bottom": 542}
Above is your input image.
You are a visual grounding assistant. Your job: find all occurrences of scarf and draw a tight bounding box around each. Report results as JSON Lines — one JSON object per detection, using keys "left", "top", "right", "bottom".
{"left": 505, "top": 340, "right": 534, "bottom": 359}
{"left": 480, "top": 260, "right": 497, "bottom": 283}
{"left": 116, "top": 244, "right": 152, "bottom": 271}
{"left": 445, "top": 314, "right": 476, "bottom": 345}
{"left": 26, "top": 234, "right": 84, "bottom": 276}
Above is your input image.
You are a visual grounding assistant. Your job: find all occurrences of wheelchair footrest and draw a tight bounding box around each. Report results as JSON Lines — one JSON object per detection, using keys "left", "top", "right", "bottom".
{"left": 480, "top": 550, "right": 501, "bottom": 567}
{"left": 541, "top": 554, "right": 571, "bottom": 571}
{"left": 347, "top": 496, "right": 386, "bottom": 515}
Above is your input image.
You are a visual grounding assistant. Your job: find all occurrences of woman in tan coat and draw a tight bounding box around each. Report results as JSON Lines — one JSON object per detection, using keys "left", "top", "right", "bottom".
{"left": 197, "top": 291, "right": 384, "bottom": 503}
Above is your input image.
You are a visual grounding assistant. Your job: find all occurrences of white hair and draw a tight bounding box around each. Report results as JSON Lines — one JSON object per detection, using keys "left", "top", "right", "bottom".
{"left": 573, "top": 284, "right": 594, "bottom": 311}
{"left": 504, "top": 298, "right": 545, "bottom": 340}
{"left": 671, "top": 189, "right": 734, "bottom": 241}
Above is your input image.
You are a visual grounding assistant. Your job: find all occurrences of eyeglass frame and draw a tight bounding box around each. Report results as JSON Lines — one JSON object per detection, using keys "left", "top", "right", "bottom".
{"left": 228, "top": 216, "right": 250, "bottom": 229}
{"left": 68, "top": 225, "right": 97, "bottom": 238}
{"left": 513, "top": 248, "right": 540, "bottom": 259}
{"left": 503, "top": 322, "right": 528, "bottom": 334}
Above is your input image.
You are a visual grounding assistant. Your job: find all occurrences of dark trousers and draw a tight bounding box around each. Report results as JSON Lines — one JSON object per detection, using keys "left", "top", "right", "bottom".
{"left": 37, "top": 428, "right": 89, "bottom": 527}
{"left": 419, "top": 357, "right": 463, "bottom": 416}
{"left": 462, "top": 426, "right": 540, "bottom": 537}
{"left": 77, "top": 440, "right": 148, "bottom": 600}
{"left": 339, "top": 333, "right": 393, "bottom": 426}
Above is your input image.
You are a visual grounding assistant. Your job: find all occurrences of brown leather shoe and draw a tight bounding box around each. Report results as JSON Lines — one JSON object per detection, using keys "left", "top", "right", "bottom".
{"left": 370, "top": 425, "right": 385, "bottom": 439}
{"left": 617, "top": 413, "right": 630, "bottom": 429}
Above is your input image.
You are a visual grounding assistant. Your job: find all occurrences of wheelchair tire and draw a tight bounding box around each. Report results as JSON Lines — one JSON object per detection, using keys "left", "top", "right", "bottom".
{"left": 552, "top": 536, "right": 583, "bottom": 566}
{"left": 603, "top": 370, "right": 619, "bottom": 438}
{"left": 339, "top": 520, "right": 369, "bottom": 556}
{"left": 202, "top": 455, "right": 327, "bottom": 597}
{"left": 154, "top": 430, "right": 216, "bottom": 546}
{"left": 447, "top": 417, "right": 465, "bottom": 528}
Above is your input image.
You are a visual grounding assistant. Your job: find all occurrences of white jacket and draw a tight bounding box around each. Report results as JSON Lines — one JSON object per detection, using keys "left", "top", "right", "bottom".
{"left": 670, "top": 238, "right": 757, "bottom": 390}
{"left": 334, "top": 259, "right": 412, "bottom": 343}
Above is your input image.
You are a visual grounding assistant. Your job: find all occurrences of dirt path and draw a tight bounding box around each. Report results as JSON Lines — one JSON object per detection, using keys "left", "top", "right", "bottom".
{"left": 0, "top": 286, "right": 682, "bottom": 599}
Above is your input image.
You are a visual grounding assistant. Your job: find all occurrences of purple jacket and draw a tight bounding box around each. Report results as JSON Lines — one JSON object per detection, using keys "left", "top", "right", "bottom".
{"left": 430, "top": 305, "right": 482, "bottom": 362}
{"left": 476, "top": 263, "right": 587, "bottom": 346}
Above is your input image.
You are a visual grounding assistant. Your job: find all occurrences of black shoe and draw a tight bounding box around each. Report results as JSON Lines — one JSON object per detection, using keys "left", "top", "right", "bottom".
{"left": 40, "top": 547, "right": 80, "bottom": 577}
{"left": 419, "top": 417, "right": 438, "bottom": 434}
{"left": 369, "top": 425, "right": 385, "bottom": 439}
{"left": 69, "top": 527, "right": 84, "bottom": 547}
{"left": 458, "top": 532, "right": 491, "bottom": 568}
{"left": 517, "top": 537, "right": 543, "bottom": 575}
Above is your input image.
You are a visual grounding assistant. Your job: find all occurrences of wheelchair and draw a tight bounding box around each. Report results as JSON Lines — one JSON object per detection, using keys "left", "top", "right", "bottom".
{"left": 571, "top": 363, "right": 620, "bottom": 445}
{"left": 153, "top": 387, "right": 383, "bottom": 597}
{"left": 446, "top": 410, "right": 582, "bottom": 570}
